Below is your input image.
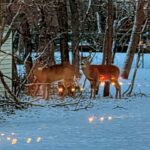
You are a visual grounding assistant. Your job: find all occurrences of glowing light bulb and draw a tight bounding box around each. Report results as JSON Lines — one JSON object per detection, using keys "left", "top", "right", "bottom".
{"left": 26, "top": 138, "right": 32, "bottom": 144}
{"left": 6, "top": 137, "right": 11, "bottom": 141}
{"left": 1, "top": 133, "right": 5, "bottom": 136}
{"left": 58, "top": 87, "right": 63, "bottom": 92}
{"left": 99, "top": 117, "right": 104, "bottom": 122}
{"left": 11, "top": 132, "right": 16, "bottom": 135}
{"left": 11, "top": 138, "right": 17, "bottom": 145}
{"left": 88, "top": 116, "right": 95, "bottom": 123}
{"left": 80, "top": 87, "right": 84, "bottom": 92}
{"left": 108, "top": 116, "right": 112, "bottom": 121}
{"left": 36, "top": 137, "right": 42, "bottom": 143}
{"left": 111, "top": 82, "right": 115, "bottom": 86}
{"left": 119, "top": 82, "right": 123, "bottom": 85}
{"left": 71, "top": 88, "right": 76, "bottom": 92}
{"left": 101, "top": 82, "right": 105, "bottom": 86}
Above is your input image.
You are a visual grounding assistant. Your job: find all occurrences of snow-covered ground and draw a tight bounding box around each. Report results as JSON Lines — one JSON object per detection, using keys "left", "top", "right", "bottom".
{"left": 1, "top": 53, "right": 150, "bottom": 150}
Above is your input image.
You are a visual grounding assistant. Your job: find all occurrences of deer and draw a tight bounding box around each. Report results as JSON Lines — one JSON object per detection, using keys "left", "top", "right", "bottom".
{"left": 28, "top": 60, "right": 76, "bottom": 99}
{"left": 81, "top": 55, "right": 121, "bottom": 99}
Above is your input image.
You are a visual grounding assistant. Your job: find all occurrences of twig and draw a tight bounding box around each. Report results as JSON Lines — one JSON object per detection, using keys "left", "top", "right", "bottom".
{"left": 113, "top": 105, "right": 127, "bottom": 110}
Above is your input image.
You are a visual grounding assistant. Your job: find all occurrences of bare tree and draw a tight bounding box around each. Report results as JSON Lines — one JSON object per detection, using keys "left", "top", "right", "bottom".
{"left": 56, "top": 0, "right": 69, "bottom": 64}
{"left": 102, "top": 0, "right": 113, "bottom": 97}
{"left": 69, "top": 0, "right": 80, "bottom": 76}
{"left": 121, "top": 0, "right": 145, "bottom": 79}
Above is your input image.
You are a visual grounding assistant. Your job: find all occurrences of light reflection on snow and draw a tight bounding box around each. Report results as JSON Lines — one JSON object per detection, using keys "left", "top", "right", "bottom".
{"left": 108, "top": 116, "right": 113, "bottom": 121}
{"left": 88, "top": 116, "right": 95, "bottom": 123}
{"left": 0, "top": 133, "right": 43, "bottom": 145}
{"left": 1, "top": 133, "right": 5, "bottom": 136}
{"left": 99, "top": 117, "right": 105, "bottom": 123}
{"left": 26, "top": 138, "right": 32, "bottom": 144}
{"left": 88, "top": 115, "right": 129, "bottom": 124}
{"left": 119, "top": 81, "right": 123, "bottom": 85}
{"left": 36, "top": 137, "right": 42, "bottom": 143}
{"left": 100, "top": 82, "right": 105, "bottom": 86}
{"left": 11, "top": 138, "right": 17, "bottom": 145}
{"left": 11, "top": 132, "right": 16, "bottom": 135}
{"left": 6, "top": 137, "right": 11, "bottom": 141}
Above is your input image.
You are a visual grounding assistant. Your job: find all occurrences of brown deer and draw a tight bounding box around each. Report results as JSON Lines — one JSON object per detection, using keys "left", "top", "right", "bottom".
{"left": 29, "top": 61, "right": 76, "bottom": 99}
{"left": 81, "top": 57, "right": 121, "bottom": 99}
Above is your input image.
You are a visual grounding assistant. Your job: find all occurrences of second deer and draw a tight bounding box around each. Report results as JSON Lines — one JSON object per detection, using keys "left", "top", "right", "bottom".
{"left": 29, "top": 61, "right": 76, "bottom": 99}
{"left": 81, "top": 57, "right": 121, "bottom": 99}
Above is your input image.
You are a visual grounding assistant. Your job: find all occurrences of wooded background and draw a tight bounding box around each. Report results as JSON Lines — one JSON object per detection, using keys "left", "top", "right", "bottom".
{"left": 0, "top": 0, "right": 150, "bottom": 98}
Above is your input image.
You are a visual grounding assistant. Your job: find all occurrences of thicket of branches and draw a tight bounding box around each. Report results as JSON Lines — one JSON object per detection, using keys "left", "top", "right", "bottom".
{"left": 0, "top": 0, "right": 150, "bottom": 110}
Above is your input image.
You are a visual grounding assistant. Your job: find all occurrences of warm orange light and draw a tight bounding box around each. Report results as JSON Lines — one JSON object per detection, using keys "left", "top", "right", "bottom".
{"left": 100, "top": 77, "right": 105, "bottom": 80}
{"left": 101, "top": 82, "right": 105, "bottom": 86}
{"left": 99, "top": 76, "right": 106, "bottom": 81}
{"left": 11, "top": 138, "right": 17, "bottom": 145}
{"left": 71, "top": 88, "right": 76, "bottom": 92}
{"left": 58, "top": 87, "right": 64, "bottom": 92}
{"left": 111, "top": 77, "right": 116, "bottom": 80}
{"left": 111, "top": 82, "right": 115, "bottom": 86}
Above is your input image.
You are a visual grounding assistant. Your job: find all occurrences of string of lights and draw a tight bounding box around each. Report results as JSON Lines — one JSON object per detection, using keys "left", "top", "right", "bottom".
{"left": 0, "top": 132, "right": 42, "bottom": 145}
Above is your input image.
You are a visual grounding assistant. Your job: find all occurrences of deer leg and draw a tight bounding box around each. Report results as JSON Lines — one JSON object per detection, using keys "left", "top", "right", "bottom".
{"left": 33, "top": 83, "right": 40, "bottom": 97}
{"left": 43, "top": 85, "right": 46, "bottom": 99}
{"left": 29, "top": 78, "right": 38, "bottom": 97}
{"left": 95, "top": 81, "right": 99, "bottom": 95}
{"left": 90, "top": 82, "right": 94, "bottom": 98}
{"left": 92, "top": 81, "right": 97, "bottom": 99}
{"left": 115, "top": 81, "right": 121, "bottom": 99}
{"left": 43, "top": 84, "right": 50, "bottom": 100}
{"left": 115, "top": 84, "right": 118, "bottom": 98}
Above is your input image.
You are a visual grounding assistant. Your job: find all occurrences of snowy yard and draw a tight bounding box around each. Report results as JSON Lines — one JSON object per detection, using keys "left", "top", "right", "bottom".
{"left": 0, "top": 53, "right": 150, "bottom": 150}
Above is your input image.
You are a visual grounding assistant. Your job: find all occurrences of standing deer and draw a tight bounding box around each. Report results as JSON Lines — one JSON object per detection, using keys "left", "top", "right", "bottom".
{"left": 29, "top": 61, "right": 75, "bottom": 99}
{"left": 81, "top": 57, "right": 121, "bottom": 99}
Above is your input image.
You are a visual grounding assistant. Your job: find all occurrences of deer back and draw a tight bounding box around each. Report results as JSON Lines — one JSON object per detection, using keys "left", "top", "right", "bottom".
{"left": 96, "top": 65, "right": 120, "bottom": 81}
{"left": 33, "top": 64, "right": 75, "bottom": 83}
{"left": 81, "top": 61, "right": 120, "bottom": 82}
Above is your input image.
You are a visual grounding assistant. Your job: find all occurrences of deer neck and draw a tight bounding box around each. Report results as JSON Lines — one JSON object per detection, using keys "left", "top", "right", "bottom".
{"left": 82, "top": 64, "right": 94, "bottom": 81}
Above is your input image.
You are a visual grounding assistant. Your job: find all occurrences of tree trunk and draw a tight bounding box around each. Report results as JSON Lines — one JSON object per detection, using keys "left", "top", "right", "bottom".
{"left": 111, "top": 20, "right": 118, "bottom": 63}
{"left": 20, "top": 15, "right": 33, "bottom": 83}
{"left": 102, "top": 0, "right": 113, "bottom": 65}
{"left": 121, "top": 0, "right": 145, "bottom": 79}
{"left": 102, "top": 0, "right": 113, "bottom": 97}
{"left": 69, "top": 0, "right": 80, "bottom": 77}
{"left": 56, "top": 0, "right": 69, "bottom": 64}
{"left": 0, "top": 0, "right": 2, "bottom": 25}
